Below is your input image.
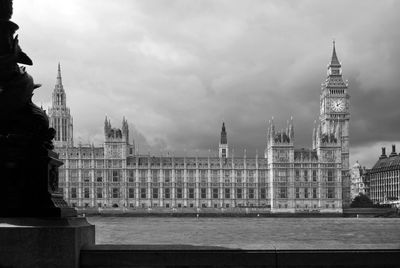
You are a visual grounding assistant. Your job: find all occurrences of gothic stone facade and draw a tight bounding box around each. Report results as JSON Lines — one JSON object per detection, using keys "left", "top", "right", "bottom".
{"left": 50, "top": 43, "right": 350, "bottom": 213}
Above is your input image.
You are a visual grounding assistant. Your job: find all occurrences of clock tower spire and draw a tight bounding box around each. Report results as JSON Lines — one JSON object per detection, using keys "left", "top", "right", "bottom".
{"left": 319, "top": 41, "right": 351, "bottom": 207}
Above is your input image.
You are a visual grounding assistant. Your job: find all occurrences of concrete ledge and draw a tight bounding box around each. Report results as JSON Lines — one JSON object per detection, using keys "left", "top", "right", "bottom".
{"left": 0, "top": 217, "right": 95, "bottom": 268}
{"left": 81, "top": 246, "right": 400, "bottom": 268}
{"left": 81, "top": 245, "right": 276, "bottom": 268}
{"left": 277, "top": 249, "right": 400, "bottom": 267}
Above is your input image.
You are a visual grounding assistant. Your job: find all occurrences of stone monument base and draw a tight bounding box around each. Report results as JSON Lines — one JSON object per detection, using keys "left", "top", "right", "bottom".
{"left": 0, "top": 217, "right": 95, "bottom": 268}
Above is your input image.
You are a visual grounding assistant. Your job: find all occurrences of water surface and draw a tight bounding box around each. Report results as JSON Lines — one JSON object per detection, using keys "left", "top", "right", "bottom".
{"left": 88, "top": 217, "right": 400, "bottom": 249}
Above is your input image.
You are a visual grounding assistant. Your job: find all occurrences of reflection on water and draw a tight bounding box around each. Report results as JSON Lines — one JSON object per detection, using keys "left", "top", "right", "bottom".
{"left": 87, "top": 217, "right": 400, "bottom": 249}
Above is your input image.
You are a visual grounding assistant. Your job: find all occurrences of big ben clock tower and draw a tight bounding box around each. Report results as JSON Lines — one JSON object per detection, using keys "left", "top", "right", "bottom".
{"left": 319, "top": 41, "right": 351, "bottom": 206}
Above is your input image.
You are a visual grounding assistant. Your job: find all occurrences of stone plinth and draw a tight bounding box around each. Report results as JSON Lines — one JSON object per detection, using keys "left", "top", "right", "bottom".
{"left": 0, "top": 217, "right": 95, "bottom": 268}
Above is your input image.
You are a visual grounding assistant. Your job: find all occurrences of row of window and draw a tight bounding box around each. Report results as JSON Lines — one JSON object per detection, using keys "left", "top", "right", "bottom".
{"left": 67, "top": 178, "right": 266, "bottom": 184}
{"left": 62, "top": 169, "right": 335, "bottom": 182}
{"left": 273, "top": 187, "right": 335, "bottom": 199}
{"left": 69, "top": 187, "right": 266, "bottom": 200}
{"left": 62, "top": 170, "right": 267, "bottom": 183}
{"left": 295, "top": 188, "right": 320, "bottom": 199}
{"left": 276, "top": 203, "right": 337, "bottom": 209}
{"left": 68, "top": 187, "right": 336, "bottom": 200}
{"left": 63, "top": 169, "right": 266, "bottom": 177}
{"left": 62, "top": 174, "right": 334, "bottom": 184}
{"left": 63, "top": 159, "right": 263, "bottom": 169}
{"left": 73, "top": 202, "right": 337, "bottom": 210}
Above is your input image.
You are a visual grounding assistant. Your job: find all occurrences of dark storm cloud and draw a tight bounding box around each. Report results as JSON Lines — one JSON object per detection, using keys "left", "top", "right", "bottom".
{"left": 13, "top": 0, "right": 400, "bottom": 167}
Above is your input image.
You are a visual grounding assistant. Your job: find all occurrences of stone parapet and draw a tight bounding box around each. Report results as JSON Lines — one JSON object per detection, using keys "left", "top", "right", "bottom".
{"left": 80, "top": 246, "right": 400, "bottom": 268}
{"left": 0, "top": 217, "right": 95, "bottom": 268}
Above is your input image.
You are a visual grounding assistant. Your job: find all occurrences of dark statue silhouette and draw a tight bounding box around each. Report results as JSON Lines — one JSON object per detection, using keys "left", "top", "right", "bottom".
{"left": 0, "top": 0, "right": 72, "bottom": 217}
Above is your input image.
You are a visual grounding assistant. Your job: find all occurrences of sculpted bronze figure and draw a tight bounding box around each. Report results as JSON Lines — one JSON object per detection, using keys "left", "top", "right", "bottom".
{"left": 0, "top": 0, "right": 69, "bottom": 217}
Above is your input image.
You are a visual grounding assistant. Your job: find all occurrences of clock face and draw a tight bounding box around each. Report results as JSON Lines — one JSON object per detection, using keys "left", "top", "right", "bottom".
{"left": 331, "top": 99, "right": 345, "bottom": 112}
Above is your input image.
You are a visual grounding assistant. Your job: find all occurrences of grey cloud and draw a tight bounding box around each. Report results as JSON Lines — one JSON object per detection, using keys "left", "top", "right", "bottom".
{"left": 14, "top": 0, "right": 400, "bottom": 167}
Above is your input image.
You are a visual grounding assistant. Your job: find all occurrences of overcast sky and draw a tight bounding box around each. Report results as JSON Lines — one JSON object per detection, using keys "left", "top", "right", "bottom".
{"left": 13, "top": 0, "right": 400, "bottom": 168}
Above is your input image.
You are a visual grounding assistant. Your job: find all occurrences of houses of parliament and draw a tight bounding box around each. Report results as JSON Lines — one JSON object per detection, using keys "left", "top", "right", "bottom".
{"left": 50, "top": 43, "right": 351, "bottom": 213}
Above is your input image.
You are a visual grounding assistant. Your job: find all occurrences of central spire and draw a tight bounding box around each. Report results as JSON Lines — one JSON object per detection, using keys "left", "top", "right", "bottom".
{"left": 329, "top": 40, "right": 341, "bottom": 67}
{"left": 57, "top": 62, "right": 63, "bottom": 86}
{"left": 326, "top": 41, "right": 344, "bottom": 79}
{"left": 219, "top": 122, "right": 228, "bottom": 158}
{"left": 220, "top": 122, "right": 227, "bottom": 144}
{"left": 52, "top": 63, "right": 67, "bottom": 107}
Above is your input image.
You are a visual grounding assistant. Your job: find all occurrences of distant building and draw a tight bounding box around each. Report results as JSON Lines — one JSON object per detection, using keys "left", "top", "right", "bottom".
{"left": 51, "top": 43, "right": 350, "bottom": 213}
{"left": 350, "top": 161, "right": 368, "bottom": 200}
{"left": 48, "top": 63, "right": 74, "bottom": 148}
{"left": 366, "top": 145, "right": 400, "bottom": 204}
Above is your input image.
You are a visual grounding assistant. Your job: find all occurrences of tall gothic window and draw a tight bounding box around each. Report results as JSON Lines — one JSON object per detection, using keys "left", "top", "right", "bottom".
{"left": 140, "top": 188, "right": 146, "bottom": 199}
{"left": 260, "top": 188, "right": 266, "bottom": 199}
{"left": 304, "top": 170, "right": 308, "bottom": 181}
{"left": 188, "top": 188, "right": 195, "bottom": 199}
{"left": 312, "top": 188, "right": 317, "bottom": 199}
{"left": 84, "top": 188, "right": 90, "bottom": 198}
{"left": 304, "top": 188, "right": 309, "bottom": 198}
{"left": 128, "top": 188, "right": 134, "bottom": 198}
{"left": 151, "top": 170, "right": 158, "bottom": 182}
{"left": 97, "top": 188, "right": 103, "bottom": 198}
{"left": 152, "top": 188, "right": 159, "bottom": 199}
{"left": 236, "top": 188, "right": 242, "bottom": 199}
{"left": 164, "top": 170, "right": 171, "bottom": 182}
{"left": 248, "top": 188, "right": 255, "bottom": 199}
{"left": 112, "top": 188, "right": 119, "bottom": 198}
{"left": 224, "top": 188, "right": 230, "bottom": 199}
{"left": 279, "top": 187, "right": 287, "bottom": 198}
{"left": 327, "top": 170, "right": 334, "bottom": 182}
{"left": 176, "top": 188, "right": 183, "bottom": 199}
{"left": 312, "top": 170, "right": 317, "bottom": 182}
{"left": 164, "top": 188, "right": 170, "bottom": 199}
{"left": 212, "top": 188, "right": 219, "bottom": 199}
{"left": 201, "top": 188, "right": 207, "bottom": 199}
{"left": 128, "top": 170, "right": 134, "bottom": 182}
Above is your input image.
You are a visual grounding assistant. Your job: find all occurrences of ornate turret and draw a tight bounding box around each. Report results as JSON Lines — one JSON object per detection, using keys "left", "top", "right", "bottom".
{"left": 316, "top": 123, "right": 321, "bottom": 146}
{"left": 104, "top": 117, "right": 123, "bottom": 141}
{"left": 220, "top": 122, "right": 227, "bottom": 144}
{"left": 270, "top": 117, "right": 275, "bottom": 138}
{"left": 104, "top": 116, "right": 110, "bottom": 135}
{"left": 122, "top": 116, "right": 129, "bottom": 143}
{"left": 289, "top": 116, "right": 294, "bottom": 141}
{"left": 312, "top": 120, "right": 317, "bottom": 149}
{"left": 285, "top": 120, "right": 289, "bottom": 137}
{"left": 218, "top": 122, "right": 228, "bottom": 158}
{"left": 48, "top": 63, "right": 73, "bottom": 147}
{"left": 268, "top": 117, "right": 292, "bottom": 145}
{"left": 104, "top": 116, "right": 134, "bottom": 158}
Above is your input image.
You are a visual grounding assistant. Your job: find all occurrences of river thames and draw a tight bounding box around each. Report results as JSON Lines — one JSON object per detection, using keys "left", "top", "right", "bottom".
{"left": 87, "top": 217, "right": 400, "bottom": 249}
